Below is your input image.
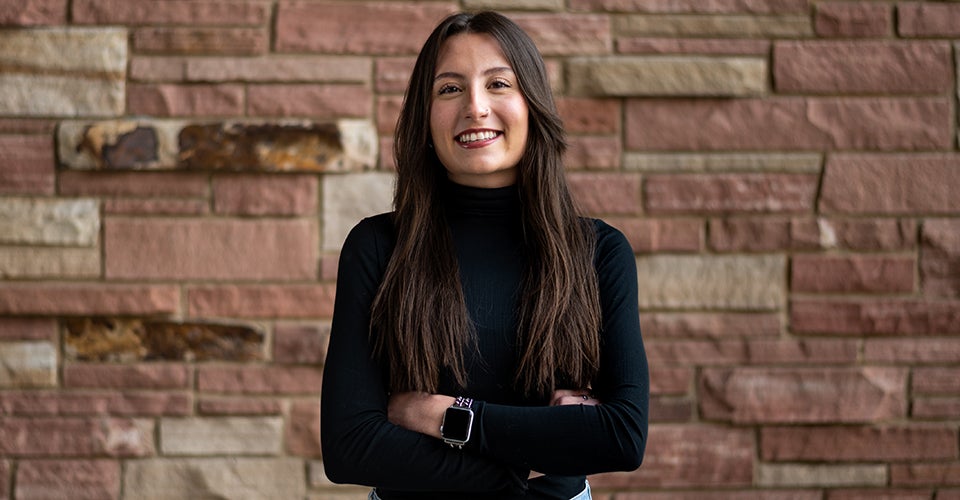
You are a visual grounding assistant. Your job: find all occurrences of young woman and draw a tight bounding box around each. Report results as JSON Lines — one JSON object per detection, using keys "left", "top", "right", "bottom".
{"left": 320, "top": 11, "right": 648, "bottom": 500}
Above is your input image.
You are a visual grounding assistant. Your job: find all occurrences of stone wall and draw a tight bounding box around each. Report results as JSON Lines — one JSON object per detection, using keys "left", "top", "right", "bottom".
{"left": 1, "top": 0, "right": 959, "bottom": 498}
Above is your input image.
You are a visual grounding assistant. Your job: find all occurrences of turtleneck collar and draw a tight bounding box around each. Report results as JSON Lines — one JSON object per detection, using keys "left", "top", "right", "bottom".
{"left": 442, "top": 178, "right": 521, "bottom": 217}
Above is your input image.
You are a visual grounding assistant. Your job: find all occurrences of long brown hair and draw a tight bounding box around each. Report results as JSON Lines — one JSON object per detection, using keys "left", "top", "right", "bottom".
{"left": 370, "top": 11, "right": 601, "bottom": 398}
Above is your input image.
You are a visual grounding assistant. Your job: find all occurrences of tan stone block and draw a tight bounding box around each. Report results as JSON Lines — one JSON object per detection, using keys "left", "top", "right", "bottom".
{"left": 568, "top": 56, "right": 766, "bottom": 97}
{"left": 197, "top": 365, "right": 323, "bottom": 394}
{"left": 0, "top": 342, "right": 56, "bottom": 388}
{"left": 186, "top": 56, "right": 372, "bottom": 83}
{"left": 635, "top": 255, "right": 785, "bottom": 309}
{"left": 0, "top": 246, "right": 100, "bottom": 279}
{"left": 623, "top": 152, "right": 822, "bottom": 173}
{"left": 757, "top": 464, "right": 887, "bottom": 488}
{"left": 322, "top": 172, "right": 395, "bottom": 251}
{"left": 0, "top": 28, "right": 126, "bottom": 116}
{"left": 160, "top": 417, "right": 283, "bottom": 455}
{"left": 133, "top": 27, "right": 268, "bottom": 55}
{"left": 129, "top": 56, "right": 187, "bottom": 81}
{"left": 0, "top": 198, "right": 98, "bottom": 246}
{"left": 123, "top": 458, "right": 306, "bottom": 499}
{"left": 616, "top": 14, "right": 813, "bottom": 37}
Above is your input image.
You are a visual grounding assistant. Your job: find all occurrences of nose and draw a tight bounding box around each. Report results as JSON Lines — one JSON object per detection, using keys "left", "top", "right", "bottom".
{"left": 465, "top": 88, "right": 490, "bottom": 120}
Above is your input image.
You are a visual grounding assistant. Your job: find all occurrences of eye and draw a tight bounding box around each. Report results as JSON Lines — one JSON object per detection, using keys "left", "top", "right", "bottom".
{"left": 489, "top": 79, "right": 511, "bottom": 89}
{"left": 437, "top": 83, "right": 461, "bottom": 96}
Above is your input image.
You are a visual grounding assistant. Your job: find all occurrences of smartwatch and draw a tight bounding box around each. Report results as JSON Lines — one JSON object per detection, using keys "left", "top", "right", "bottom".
{"left": 440, "top": 396, "right": 474, "bottom": 449}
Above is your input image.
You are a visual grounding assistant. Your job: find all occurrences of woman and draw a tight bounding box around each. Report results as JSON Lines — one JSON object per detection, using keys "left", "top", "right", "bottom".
{"left": 321, "top": 11, "right": 648, "bottom": 499}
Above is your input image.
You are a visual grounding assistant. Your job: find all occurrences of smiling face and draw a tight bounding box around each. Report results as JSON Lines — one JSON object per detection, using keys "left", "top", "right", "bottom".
{"left": 429, "top": 33, "right": 529, "bottom": 189}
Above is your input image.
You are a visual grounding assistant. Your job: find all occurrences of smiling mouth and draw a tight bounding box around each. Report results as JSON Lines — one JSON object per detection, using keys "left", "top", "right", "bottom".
{"left": 456, "top": 130, "right": 501, "bottom": 144}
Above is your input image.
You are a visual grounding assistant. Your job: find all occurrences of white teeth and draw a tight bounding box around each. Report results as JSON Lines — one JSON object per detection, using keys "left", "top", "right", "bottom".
{"left": 457, "top": 130, "right": 498, "bottom": 143}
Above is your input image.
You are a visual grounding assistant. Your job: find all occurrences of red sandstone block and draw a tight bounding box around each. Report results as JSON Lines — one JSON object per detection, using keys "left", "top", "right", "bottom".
{"left": 188, "top": 284, "right": 335, "bottom": 319}
{"left": 709, "top": 217, "right": 820, "bottom": 252}
{"left": 567, "top": 173, "right": 641, "bottom": 215}
{"left": 746, "top": 339, "right": 858, "bottom": 364}
{"left": 774, "top": 41, "right": 952, "bottom": 94}
{"left": 649, "top": 365, "right": 691, "bottom": 395}
{"left": 512, "top": 13, "right": 611, "bottom": 55}
{"left": 16, "top": 460, "right": 119, "bottom": 500}
{"left": 0, "top": 0, "right": 65, "bottom": 25}
{"left": 0, "top": 391, "right": 191, "bottom": 417}
{"left": 379, "top": 136, "right": 395, "bottom": 170}
{"left": 791, "top": 299, "right": 960, "bottom": 336}
{"left": 58, "top": 171, "right": 209, "bottom": 198}
{"left": 912, "top": 398, "right": 960, "bottom": 420}
{"left": 645, "top": 340, "right": 749, "bottom": 366}
{"left": 825, "top": 218, "right": 917, "bottom": 251}
{"left": 865, "top": 338, "right": 960, "bottom": 364}
{"left": 821, "top": 155, "right": 960, "bottom": 215}
{"left": 0, "top": 119, "right": 57, "bottom": 134}
{"left": 626, "top": 97, "right": 952, "bottom": 151}
{"left": 646, "top": 173, "right": 818, "bottom": 214}
{"left": 319, "top": 253, "right": 339, "bottom": 281}
{"left": 0, "top": 318, "right": 56, "bottom": 341}
{"left": 73, "top": 0, "right": 265, "bottom": 25}
{"left": 133, "top": 27, "right": 268, "bottom": 55}
{"left": 247, "top": 84, "right": 371, "bottom": 119}
{"left": 921, "top": 219, "right": 960, "bottom": 299}
{"left": 556, "top": 98, "right": 620, "bottom": 134}
{"left": 791, "top": 255, "right": 915, "bottom": 294}
{"left": 826, "top": 489, "right": 933, "bottom": 500}
{"left": 891, "top": 463, "right": 960, "bottom": 487}
{"left": 64, "top": 364, "right": 190, "bottom": 390}
{"left": 0, "top": 135, "right": 55, "bottom": 195}
{"left": 0, "top": 284, "right": 179, "bottom": 316}
{"left": 212, "top": 174, "right": 317, "bottom": 216}
{"left": 649, "top": 396, "right": 692, "bottom": 422}
{"left": 286, "top": 399, "right": 321, "bottom": 457}
{"left": 565, "top": 136, "right": 620, "bottom": 170}
{"left": 0, "top": 460, "right": 7, "bottom": 499}
{"left": 642, "top": 312, "right": 780, "bottom": 339}
{"left": 273, "top": 323, "right": 329, "bottom": 364}
{"left": 377, "top": 95, "right": 403, "bottom": 135}
{"left": 899, "top": 2, "right": 960, "bottom": 37}
{"left": 197, "top": 365, "right": 322, "bottom": 394}
{"left": 618, "top": 37, "right": 769, "bottom": 55}
{"left": 590, "top": 424, "right": 753, "bottom": 488}
{"left": 605, "top": 217, "right": 701, "bottom": 253}
{"left": 761, "top": 426, "right": 958, "bottom": 462}
{"left": 197, "top": 397, "right": 282, "bottom": 415}
{"left": 105, "top": 218, "right": 318, "bottom": 281}
{"left": 276, "top": 1, "right": 457, "bottom": 55}
{"left": 912, "top": 367, "right": 960, "bottom": 396}
{"left": 617, "top": 492, "right": 820, "bottom": 500}
{"left": 569, "top": 0, "right": 808, "bottom": 14}
{"left": 103, "top": 198, "right": 209, "bottom": 216}
{"left": 127, "top": 84, "right": 244, "bottom": 117}
{"left": 375, "top": 57, "right": 416, "bottom": 93}
{"left": 815, "top": 2, "right": 892, "bottom": 37}
{"left": 699, "top": 367, "right": 908, "bottom": 423}
{"left": 0, "top": 417, "right": 154, "bottom": 457}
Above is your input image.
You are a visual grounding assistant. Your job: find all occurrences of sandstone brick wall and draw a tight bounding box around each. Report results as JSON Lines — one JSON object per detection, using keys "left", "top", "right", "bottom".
{"left": 1, "top": 0, "right": 958, "bottom": 498}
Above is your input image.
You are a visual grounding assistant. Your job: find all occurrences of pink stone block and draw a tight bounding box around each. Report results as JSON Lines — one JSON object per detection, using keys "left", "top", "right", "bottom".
{"left": 63, "top": 364, "right": 190, "bottom": 390}
{"left": 0, "top": 284, "right": 179, "bottom": 316}
{"left": 187, "top": 284, "right": 336, "bottom": 319}
{"left": 212, "top": 174, "right": 318, "bottom": 216}
{"left": 0, "top": 135, "right": 55, "bottom": 195}
{"left": 16, "top": 460, "right": 120, "bottom": 500}
{"left": 791, "top": 255, "right": 915, "bottom": 293}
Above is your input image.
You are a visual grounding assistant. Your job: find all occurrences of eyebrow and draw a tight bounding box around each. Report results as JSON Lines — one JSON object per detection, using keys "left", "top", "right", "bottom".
{"left": 433, "top": 66, "right": 514, "bottom": 82}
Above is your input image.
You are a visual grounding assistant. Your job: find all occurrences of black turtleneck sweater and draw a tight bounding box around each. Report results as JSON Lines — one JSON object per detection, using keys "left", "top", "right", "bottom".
{"left": 321, "top": 181, "right": 649, "bottom": 499}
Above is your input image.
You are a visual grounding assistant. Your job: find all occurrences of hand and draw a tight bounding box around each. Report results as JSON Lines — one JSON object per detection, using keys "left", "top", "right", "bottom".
{"left": 550, "top": 389, "right": 599, "bottom": 406}
{"left": 387, "top": 392, "right": 454, "bottom": 438}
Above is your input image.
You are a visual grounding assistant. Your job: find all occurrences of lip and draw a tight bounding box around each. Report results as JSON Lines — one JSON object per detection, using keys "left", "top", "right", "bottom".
{"left": 455, "top": 128, "right": 501, "bottom": 148}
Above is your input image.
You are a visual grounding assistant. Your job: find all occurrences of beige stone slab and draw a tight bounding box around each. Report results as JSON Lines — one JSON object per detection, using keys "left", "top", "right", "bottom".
{"left": 0, "top": 246, "right": 100, "bottom": 279}
{"left": 623, "top": 153, "right": 822, "bottom": 173}
{"left": 124, "top": 458, "right": 306, "bottom": 500}
{"left": 757, "top": 463, "right": 887, "bottom": 488}
{"left": 0, "top": 198, "right": 99, "bottom": 246}
{"left": 160, "top": 417, "right": 283, "bottom": 455}
{"left": 616, "top": 14, "right": 813, "bottom": 37}
{"left": 0, "top": 28, "right": 127, "bottom": 73}
{"left": 0, "top": 341, "right": 57, "bottom": 388}
{"left": 636, "top": 255, "right": 785, "bottom": 309}
{"left": 0, "top": 74, "right": 124, "bottom": 117}
{"left": 567, "top": 56, "right": 766, "bottom": 96}
{"left": 322, "top": 172, "right": 396, "bottom": 251}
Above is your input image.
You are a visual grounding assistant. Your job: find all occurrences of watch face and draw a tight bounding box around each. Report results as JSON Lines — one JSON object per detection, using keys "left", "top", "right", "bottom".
{"left": 442, "top": 407, "right": 473, "bottom": 442}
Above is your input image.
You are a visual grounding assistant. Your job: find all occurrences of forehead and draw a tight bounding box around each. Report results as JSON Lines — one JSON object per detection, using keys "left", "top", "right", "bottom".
{"left": 435, "top": 33, "right": 512, "bottom": 73}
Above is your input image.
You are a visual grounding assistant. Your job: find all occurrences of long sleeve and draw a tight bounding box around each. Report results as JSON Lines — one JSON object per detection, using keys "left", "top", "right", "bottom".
{"left": 320, "top": 215, "right": 525, "bottom": 494}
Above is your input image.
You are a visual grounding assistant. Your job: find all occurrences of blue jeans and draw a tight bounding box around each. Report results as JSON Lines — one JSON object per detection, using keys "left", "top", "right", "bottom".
{"left": 369, "top": 479, "right": 592, "bottom": 500}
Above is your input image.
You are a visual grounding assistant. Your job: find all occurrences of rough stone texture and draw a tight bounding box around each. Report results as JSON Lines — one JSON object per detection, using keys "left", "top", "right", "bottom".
{"left": 63, "top": 317, "right": 264, "bottom": 362}
{"left": 898, "top": 2, "right": 960, "bottom": 37}
{"left": 649, "top": 365, "right": 692, "bottom": 394}
{"left": 791, "top": 255, "right": 915, "bottom": 294}
{"left": 590, "top": 424, "right": 753, "bottom": 488}
{"left": 791, "top": 299, "right": 960, "bottom": 336}
{"left": 197, "top": 366, "right": 323, "bottom": 395}
{"left": 127, "top": 84, "right": 244, "bottom": 117}
{"left": 814, "top": 2, "right": 893, "bottom": 37}
{"left": 375, "top": 57, "right": 417, "bottom": 93}
{"left": 865, "top": 339, "right": 960, "bottom": 364}
{"left": 196, "top": 397, "right": 282, "bottom": 416}
{"left": 626, "top": 97, "right": 952, "bottom": 151}
{"left": 761, "top": 426, "right": 958, "bottom": 462}
{"left": 59, "top": 119, "right": 377, "bottom": 172}
{"left": 913, "top": 398, "right": 960, "bottom": 420}
{"left": 0, "top": 417, "right": 155, "bottom": 457}
{"left": 567, "top": 56, "right": 765, "bottom": 97}
{"left": 133, "top": 27, "right": 268, "bottom": 55}
{"left": 641, "top": 312, "right": 780, "bottom": 339}
{"left": 823, "top": 218, "right": 917, "bottom": 251}
{"left": 63, "top": 364, "right": 190, "bottom": 390}
{"left": 123, "top": 458, "right": 306, "bottom": 499}
{"left": 757, "top": 464, "right": 887, "bottom": 488}
{"left": 105, "top": 218, "right": 317, "bottom": 281}
{"left": 569, "top": 0, "right": 809, "bottom": 14}
{"left": 892, "top": 464, "right": 960, "bottom": 487}
{"left": 604, "top": 217, "right": 702, "bottom": 253}
{"left": 709, "top": 217, "right": 821, "bottom": 252}
{"left": 0, "top": 0, "right": 67, "bottom": 25}
{"left": 58, "top": 171, "right": 208, "bottom": 198}
{"left": 0, "top": 135, "right": 55, "bottom": 195}
{"left": 0, "top": 391, "right": 191, "bottom": 417}
{"left": 699, "top": 367, "right": 908, "bottom": 423}
{"left": 15, "top": 460, "right": 120, "bottom": 500}
{"left": 556, "top": 98, "right": 620, "bottom": 134}
{"left": 323, "top": 172, "right": 396, "bottom": 250}
{"left": 464, "top": 0, "right": 564, "bottom": 10}
{"left": 0, "top": 342, "right": 56, "bottom": 388}
{"left": 921, "top": 219, "right": 960, "bottom": 298}
{"left": 188, "top": 284, "right": 335, "bottom": 319}
{"left": 635, "top": 255, "right": 785, "bottom": 309}
{"left": 0, "top": 318, "right": 56, "bottom": 341}
{"left": 617, "top": 37, "right": 769, "bottom": 55}
{"left": 273, "top": 323, "right": 330, "bottom": 364}
{"left": 160, "top": 417, "right": 282, "bottom": 455}
{"left": 645, "top": 174, "right": 818, "bottom": 214}
{"left": 912, "top": 367, "right": 960, "bottom": 395}
{"left": 565, "top": 136, "right": 620, "bottom": 170}
{"left": 247, "top": 84, "right": 372, "bottom": 119}
{"left": 512, "top": 13, "right": 611, "bottom": 55}
{"left": 0, "top": 459, "right": 8, "bottom": 500}
{"left": 286, "top": 400, "right": 321, "bottom": 457}
{"left": 623, "top": 152, "right": 822, "bottom": 173}
{"left": 567, "top": 173, "right": 642, "bottom": 215}
{"left": 275, "top": 2, "right": 457, "bottom": 55}
{"left": 103, "top": 198, "right": 209, "bottom": 216}
{"left": 774, "top": 41, "right": 952, "bottom": 94}
{"left": 616, "top": 14, "right": 813, "bottom": 37}
{"left": 0, "top": 198, "right": 99, "bottom": 246}
{"left": 72, "top": 0, "right": 267, "bottom": 25}
{"left": 213, "top": 174, "right": 317, "bottom": 216}
{"left": 0, "top": 246, "right": 100, "bottom": 279}
{"left": 185, "top": 56, "right": 372, "bottom": 83}
{"left": 0, "top": 284, "right": 179, "bottom": 316}
{"left": 0, "top": 28, "right": 126, "bottom": 116}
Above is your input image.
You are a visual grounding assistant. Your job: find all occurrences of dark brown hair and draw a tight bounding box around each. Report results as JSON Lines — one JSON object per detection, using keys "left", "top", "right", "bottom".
{"left": 370, "top": 11, "right": 601, "bottom": 397}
